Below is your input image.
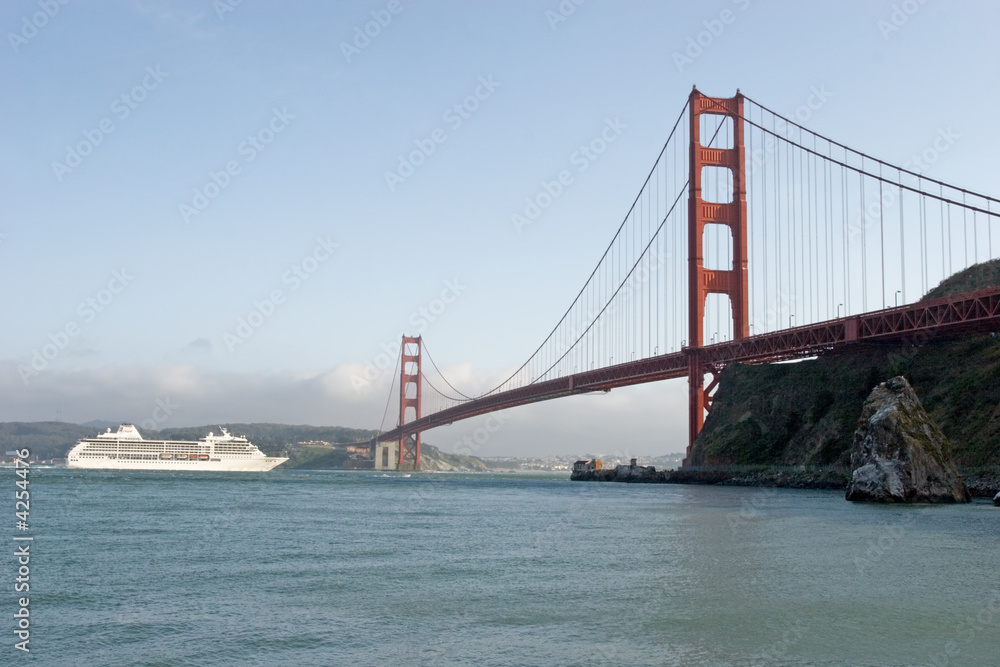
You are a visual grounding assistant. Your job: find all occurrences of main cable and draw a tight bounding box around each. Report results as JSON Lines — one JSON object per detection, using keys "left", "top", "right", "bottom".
{"left": 479, "top": 98, "right": 692, "bottom": 397}
{"left": 421, "top": 339, "right": 476, "bottom": 401}
{"left": 377, "top": 343, "right": 402, "bottom": 434}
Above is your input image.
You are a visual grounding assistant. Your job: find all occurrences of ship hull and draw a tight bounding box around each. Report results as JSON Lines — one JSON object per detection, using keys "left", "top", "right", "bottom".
{"left": 66, "top": 456, "right": 287, "bottom": 472}
{"left": 67, "top": 424, "right": 287, "bottom": 472}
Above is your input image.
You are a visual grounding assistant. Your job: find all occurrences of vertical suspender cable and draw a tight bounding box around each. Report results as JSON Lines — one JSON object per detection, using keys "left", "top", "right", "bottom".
{"left": 940, "top": 187, "right": 946, "bottom": 282}
{"left": 974, "top": 210, "right": 979, "bottom": 265}
{"left": 860, "top": 166, "right": 867, "bottom": 313}
{"left": 963, "top": 193, "right": 969, "bottom": 269}
{"left": 920, "top": 191, "right": 928, "bottom": 294}
{"left": 879, "top": 168, "right": 886, "bottom": 308}
{"left": 899, "top": 175, "right": 905, "bottom": 304}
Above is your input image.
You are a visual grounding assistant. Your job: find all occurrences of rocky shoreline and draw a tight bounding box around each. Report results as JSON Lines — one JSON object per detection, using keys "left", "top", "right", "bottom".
{"left": 966, "top": 473, "right": 1000, "bottom": 498}
{"left": 571, "top": 465, "right": 1000, "bottom": 496}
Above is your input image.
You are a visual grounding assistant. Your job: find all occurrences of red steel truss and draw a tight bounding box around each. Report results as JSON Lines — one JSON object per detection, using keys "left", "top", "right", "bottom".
{"left": 377, "top": 287, "right": 1000, "bottom": 446}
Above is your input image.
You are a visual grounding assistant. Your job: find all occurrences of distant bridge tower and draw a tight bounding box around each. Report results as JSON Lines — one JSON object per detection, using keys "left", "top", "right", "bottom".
{"left": 686, "top": 87, "right": 749, "bottom": 460}
{"left": 398, "top": 335, "right": 422, "bottom": 471}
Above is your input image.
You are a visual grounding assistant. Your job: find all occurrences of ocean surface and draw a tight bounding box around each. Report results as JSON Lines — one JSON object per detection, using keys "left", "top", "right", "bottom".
{"left": 15, "top": 468, "right": 1000, "bottom": 666}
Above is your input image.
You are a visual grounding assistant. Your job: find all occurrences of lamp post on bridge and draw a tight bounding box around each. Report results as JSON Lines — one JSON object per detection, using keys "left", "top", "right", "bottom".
{"left": 895, "top": 290, "right": 901, "bottom": 307}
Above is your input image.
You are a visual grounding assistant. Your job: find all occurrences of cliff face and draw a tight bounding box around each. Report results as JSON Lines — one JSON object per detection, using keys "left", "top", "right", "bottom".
{"left": 688, "top": 337, "right": 1000, "bottom": 470}
{"left": 689, "top": 258, "right": 1000, "bottom": 472}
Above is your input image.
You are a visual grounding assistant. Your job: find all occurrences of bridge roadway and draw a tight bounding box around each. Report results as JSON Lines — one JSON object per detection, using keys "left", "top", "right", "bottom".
{"left": 375, "top": 286, "right": 1000, "bottom": 444}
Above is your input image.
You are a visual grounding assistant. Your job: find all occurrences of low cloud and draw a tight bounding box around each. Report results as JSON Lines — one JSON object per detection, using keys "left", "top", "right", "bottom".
{"left": 184, "top": 337, "right": 213, "bottom": 353}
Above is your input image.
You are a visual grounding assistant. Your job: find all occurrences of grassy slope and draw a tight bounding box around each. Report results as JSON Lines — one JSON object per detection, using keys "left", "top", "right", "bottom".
{"left": 691, "top": 339, "right": 1000, "bottom": 468}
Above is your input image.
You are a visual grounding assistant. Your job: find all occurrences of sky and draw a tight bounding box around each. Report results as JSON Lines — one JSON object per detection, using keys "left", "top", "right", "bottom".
{"left": 2, "top": 0, "right": 999, "bottom": 457}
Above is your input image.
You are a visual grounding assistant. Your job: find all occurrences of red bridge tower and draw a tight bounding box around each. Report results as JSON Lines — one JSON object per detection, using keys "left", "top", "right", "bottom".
{"left": 686, "top": 88, "right": 749, "bottom": 460}
{"left": 398, "top": 335, "right": 422, "bottom": 471}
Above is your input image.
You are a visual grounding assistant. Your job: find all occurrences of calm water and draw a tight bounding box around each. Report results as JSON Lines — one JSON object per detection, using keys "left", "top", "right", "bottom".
{"left": 16, "top": 469, "right": 1000, "bottom": 665}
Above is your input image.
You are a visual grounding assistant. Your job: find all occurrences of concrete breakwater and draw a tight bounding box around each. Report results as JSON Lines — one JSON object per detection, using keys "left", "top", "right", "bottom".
{"left": 570, "top": 464, "right": 850, "bottom": 490}
{"left": 571, "top": 464, "right": 1000, "bottom": 496}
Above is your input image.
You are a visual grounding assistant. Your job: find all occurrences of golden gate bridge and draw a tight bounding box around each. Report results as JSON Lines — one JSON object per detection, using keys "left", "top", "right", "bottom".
{"left": 361, "top": 87, "right": 1000, "bottom": 471}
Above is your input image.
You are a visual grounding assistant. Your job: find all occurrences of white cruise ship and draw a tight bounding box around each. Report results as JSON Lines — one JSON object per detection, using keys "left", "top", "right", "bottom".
{"left": 66, "top": 424, "right": 288, "bottom": 471}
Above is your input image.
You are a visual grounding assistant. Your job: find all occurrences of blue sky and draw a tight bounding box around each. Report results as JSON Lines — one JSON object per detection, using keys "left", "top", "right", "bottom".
{"left": 2, "top": 0, "right": 998, "bottom": 456}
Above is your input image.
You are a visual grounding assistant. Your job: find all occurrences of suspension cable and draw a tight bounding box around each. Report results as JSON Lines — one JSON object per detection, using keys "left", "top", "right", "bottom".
{"left": 377, "top": 343, "right": 402, "bottom": 433}
{"left": 419, "top": 369, "right": 469, "bottom": 403}
{"left": 742, "top": 95, "right": 1000, "bottom": 207}
{"left": 536, "top": 183, "right": 688, "bottom": 379}
{"left": 477, "top": 98, "right": 692, "bottom": 397}
{"left": 420, "top": 339, "right": 476, "bottom": 401}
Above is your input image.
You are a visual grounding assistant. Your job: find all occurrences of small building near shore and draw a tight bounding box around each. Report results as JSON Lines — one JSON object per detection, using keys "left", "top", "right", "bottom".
{"left": 572, "top": 459, "right": 603, "bottom": 473}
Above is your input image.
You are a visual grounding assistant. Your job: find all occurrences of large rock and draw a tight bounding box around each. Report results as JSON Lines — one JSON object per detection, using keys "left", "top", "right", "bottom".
{"left": 994, "top": 491, "right": 1000, "bottom": 507}
{"left": 846, "top": 376, "right": 970, "bottom": 503}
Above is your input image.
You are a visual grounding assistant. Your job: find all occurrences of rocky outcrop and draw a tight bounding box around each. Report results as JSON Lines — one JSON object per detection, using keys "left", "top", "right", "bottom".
{"left": 994, "top": 491, "right": 1000, "bottom": 507}
{"left": 612, "top": 464, "right": 657, "bottom": 481}
{"left": 846, "top": 377, "right": 970, "bottom": 503}
{"left": 965, "top": 473, "right": 1000, "bottom": 498}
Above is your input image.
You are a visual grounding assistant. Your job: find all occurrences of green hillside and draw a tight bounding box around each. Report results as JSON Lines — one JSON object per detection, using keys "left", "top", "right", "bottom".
{"left": 689, "top": 259, "right": 1000, "bottom": 471}
{"left": 0, "top": 421, "right": 490, "bottom": 471}
{"left": 0, "top": 422, "right": 97, "bottom": 460}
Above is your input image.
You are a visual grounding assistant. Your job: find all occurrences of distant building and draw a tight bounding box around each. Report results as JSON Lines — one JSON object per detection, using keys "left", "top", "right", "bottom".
{"left": 572, "top": 459, "right": 602, "bottom": 473}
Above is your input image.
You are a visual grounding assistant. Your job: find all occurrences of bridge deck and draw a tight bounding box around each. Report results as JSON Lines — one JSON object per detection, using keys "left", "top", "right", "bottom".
{"left": 375, "top": 286, "right": 1000, "bottom": 443}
